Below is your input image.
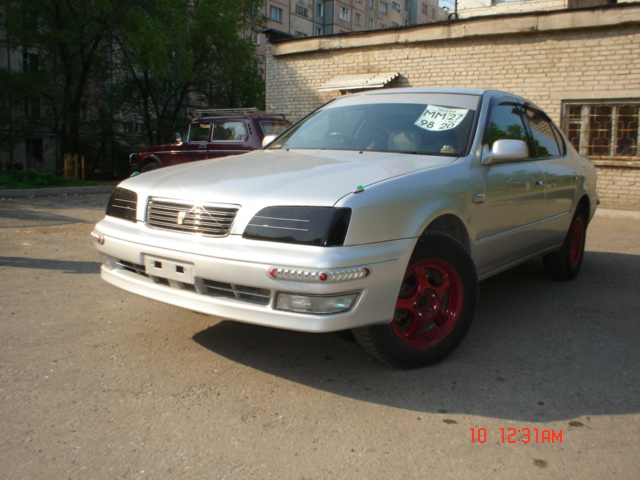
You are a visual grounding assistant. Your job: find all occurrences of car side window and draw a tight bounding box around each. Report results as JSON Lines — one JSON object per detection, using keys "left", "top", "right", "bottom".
{"left": 485, "top": 103, "right": 529, "bottom": 150}
{"left": 187, "top": 121, "right": 211, "bottom": 142}
{"left": 212, "top": 121, "right": 248, "bottom": 141}
{"left": 523, "top": 108, "right": 564, "bottom": 158}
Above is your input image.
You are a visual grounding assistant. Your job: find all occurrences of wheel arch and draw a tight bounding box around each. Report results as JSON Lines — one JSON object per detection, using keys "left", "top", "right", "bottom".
{"left": 423, "top": 213, "right": 471, "bottom": 253}
{"left": 577, "top": 194, "right": 592, "bottom": 223}
{"left": 139, "top": 155, "right": 162, "bottom": 171}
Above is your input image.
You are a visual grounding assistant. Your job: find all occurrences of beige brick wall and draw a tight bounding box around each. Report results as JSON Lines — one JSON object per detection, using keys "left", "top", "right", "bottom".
{"left": 265, "top": 5, "right": 640, "bottom": 209}
{"left": 593, "top": 162, "right": 640, "bottom": 210}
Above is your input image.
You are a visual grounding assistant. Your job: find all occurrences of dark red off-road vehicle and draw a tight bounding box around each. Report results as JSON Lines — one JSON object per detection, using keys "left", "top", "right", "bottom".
{"left": 129, "top": 109, "right": 291, "bottom": 173}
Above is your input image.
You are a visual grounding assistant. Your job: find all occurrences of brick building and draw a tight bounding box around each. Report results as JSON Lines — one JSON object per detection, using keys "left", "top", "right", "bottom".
{"left": 264, "top": 3, "right": 640, "bottom": 209}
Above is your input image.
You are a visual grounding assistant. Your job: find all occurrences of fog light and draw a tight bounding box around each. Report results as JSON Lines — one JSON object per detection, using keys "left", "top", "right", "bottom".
{"left": 275, "top": 292, "right": 359, "bottom": 314}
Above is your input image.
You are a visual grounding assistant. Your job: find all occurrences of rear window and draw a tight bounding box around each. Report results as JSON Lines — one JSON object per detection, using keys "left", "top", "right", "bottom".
{"left": 260, "top": 121, "right": 290, "bottom": 137}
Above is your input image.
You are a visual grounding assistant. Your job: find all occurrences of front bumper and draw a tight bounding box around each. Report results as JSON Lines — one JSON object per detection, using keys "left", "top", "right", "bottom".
{"left": 93, "top": 217, "right": 414, "bottom": 333}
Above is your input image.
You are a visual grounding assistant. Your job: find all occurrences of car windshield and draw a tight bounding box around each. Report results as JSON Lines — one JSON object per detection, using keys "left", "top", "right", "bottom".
{"left": 268, "top": 92, "right": 480, "bottom": 156}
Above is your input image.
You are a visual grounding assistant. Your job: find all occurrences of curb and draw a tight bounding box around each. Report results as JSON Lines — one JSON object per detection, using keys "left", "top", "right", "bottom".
{"left": 594, "top": 208, "right": 640, "bottom": 220}
{"left": 0, "top": 186, "right": 115, "bottom": 198}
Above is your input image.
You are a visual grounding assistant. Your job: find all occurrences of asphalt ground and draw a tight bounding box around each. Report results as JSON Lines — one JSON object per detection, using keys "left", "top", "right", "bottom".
{"left": 1, "top": 192, "right": 639, "bottom": 479}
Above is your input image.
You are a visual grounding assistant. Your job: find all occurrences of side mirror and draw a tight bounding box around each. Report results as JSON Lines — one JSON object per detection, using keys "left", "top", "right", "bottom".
{"left": 481, "top": 139, "right": 529, "bottom": 165}
{"left": 262, "top": 134, "right": 277, "bottom": 147}
{"left": 175, "top": 132, "right": 183, "bottom": 144}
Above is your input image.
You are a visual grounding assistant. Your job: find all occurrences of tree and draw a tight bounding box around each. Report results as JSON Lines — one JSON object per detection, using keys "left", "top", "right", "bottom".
{"left": 1, "top": 0, "right": 266, "bottom": 174}
{"left": 3, "top": 0, "right": 125, "bottom": 172}
{"left": 112, "top": 0, "right": 266, "bottom": 146}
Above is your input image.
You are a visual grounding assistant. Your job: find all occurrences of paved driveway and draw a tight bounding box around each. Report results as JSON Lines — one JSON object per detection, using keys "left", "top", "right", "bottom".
{"left": 1, "top": 193, "right": 639, "bottom": 479}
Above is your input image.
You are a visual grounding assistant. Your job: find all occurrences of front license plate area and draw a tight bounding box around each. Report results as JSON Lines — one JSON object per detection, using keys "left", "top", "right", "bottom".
{"left": 144, "top": 255, "right": 195, "bottom": 283}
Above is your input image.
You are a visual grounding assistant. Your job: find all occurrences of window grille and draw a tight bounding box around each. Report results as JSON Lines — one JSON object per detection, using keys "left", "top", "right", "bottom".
{"left": 562, "top": 101, "right": 640, "bottom": 160}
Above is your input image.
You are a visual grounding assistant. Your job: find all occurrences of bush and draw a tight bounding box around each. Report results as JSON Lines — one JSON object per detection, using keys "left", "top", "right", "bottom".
{"left": 0, "top": 170, "right": 110, "bottom": 189}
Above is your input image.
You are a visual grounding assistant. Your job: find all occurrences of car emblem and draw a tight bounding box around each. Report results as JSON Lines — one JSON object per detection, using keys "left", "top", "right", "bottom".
{"left": 177, "top": 211, "right": 187, "bottom": 225}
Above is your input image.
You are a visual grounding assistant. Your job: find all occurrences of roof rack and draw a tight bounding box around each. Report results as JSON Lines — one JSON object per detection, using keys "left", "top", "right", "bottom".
{"left": 195, "top": 108, "right": 288, "bottom": 120}
{"left": 196, "top": 108, "right": 257, "bottom": 117}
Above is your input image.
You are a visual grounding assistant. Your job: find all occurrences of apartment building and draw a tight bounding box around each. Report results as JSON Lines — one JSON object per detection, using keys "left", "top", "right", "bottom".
{"left": 256, "top": 1, "right": 446, "bottom": 71}
{"left": 454, "top": 0, "right": 632, "bottom": 18}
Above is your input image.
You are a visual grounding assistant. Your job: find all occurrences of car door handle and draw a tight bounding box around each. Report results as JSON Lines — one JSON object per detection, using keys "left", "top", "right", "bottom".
{"left": 199, "top": 144, "right": 207, "bottom": 149}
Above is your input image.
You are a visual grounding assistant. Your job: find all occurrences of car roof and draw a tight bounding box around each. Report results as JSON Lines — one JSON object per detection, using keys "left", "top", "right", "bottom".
{"left": 349, "top": 87, "right": 525, "bottom": 101}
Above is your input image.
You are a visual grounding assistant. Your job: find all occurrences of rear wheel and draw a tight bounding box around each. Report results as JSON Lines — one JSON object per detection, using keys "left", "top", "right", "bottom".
{"left": 352, "top": 232, "right": 478, "bottom": 368}
{"left": 543, "top": 207, "right": 587, "bottom": 281}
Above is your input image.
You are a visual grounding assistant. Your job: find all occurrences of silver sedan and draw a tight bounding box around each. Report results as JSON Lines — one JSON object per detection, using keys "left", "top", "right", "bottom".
{"left": 92, "top": 88, "right": 598, "bottom": 368}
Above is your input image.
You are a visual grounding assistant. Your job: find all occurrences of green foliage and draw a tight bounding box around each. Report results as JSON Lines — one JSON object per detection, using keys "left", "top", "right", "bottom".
{"left": 112, "top": 0, "right": 267, "bottom": 144}
{"left": 1, "top": 0, "right": 267, "bottom": 171}
{"left": 0, "top": 170, "right": 109, "bottom": 189}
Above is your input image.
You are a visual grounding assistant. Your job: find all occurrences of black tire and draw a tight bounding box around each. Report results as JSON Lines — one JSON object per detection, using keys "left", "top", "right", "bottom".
{"left": 543, "top": 206, "right": 587, "bottom": 281}
{"left": 141, "top": 162, "right": 160, "bottom": 173}
{"left": 352, "top": 232, "right": 478, "bottom": 369}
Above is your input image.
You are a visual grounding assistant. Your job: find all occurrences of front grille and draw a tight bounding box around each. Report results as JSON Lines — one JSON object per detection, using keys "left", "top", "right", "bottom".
{"left": 115, "top": 259, "right": 272, "bottom": 306}
{"left": 202, "top": 280, "right": 271, "bottom": 305}
{"left": 146, "top": 198, "right": 239, "bottom": 236}
{"left": 116, "top": 260, "right": 147, "bottom": 276}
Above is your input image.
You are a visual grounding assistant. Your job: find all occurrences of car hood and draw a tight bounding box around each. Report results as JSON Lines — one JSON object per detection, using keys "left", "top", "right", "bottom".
{"left": 122, "top": 149, "right": 456, "bottom": 207}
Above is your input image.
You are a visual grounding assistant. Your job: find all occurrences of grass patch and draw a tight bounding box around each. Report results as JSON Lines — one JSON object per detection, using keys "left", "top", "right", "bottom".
{"left": 0, "top": 170, "right": 112, "bottom": 190}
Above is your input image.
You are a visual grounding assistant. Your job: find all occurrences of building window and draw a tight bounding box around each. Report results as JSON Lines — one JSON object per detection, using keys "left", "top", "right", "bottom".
{"left": 296, "top": 5, "right": 309, "bottom": 17}
{"left": 316, "top": 2, "right": 324, "bottom": 17}
{"left": 339, "top": 7, "right": 350, "bottom": 21}
{"left": 23, "top": 52, "right": 39, "bottom": 73}
{"left": 355, "top": 12, "right": 362, "bottom": 26}
{"left": 379, "top": 22, "right": 386, "bottom": 28}
{"left": 24, "top": 96, "right": 40, "bottom": 117}
{"left": 315, "top": 26, "right": 323, "bottom": 35}
{"left": 380, "top": 2, "right": 388, "bottom": 14}
{"left": 369, "top": 0, "right": 375, "bottom": 8}
{"left": 270, "top": 5, "right": 282, "bottom": 22}
{"left": 392, "top": 1, "right": 400, "bottom": 10}
{"left": 294, "top": 30, "right": 308, "bottom": 37}
{"left": 368, "top": 18, "right": 375, "bottom": 29}
{"left": 563, "top": 101, "right": 640, "bottom": 159}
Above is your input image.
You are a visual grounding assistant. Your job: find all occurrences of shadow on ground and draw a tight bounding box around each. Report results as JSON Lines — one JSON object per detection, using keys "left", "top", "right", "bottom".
{"left": 194, "top": 251, "right": 640, "bottom": 422}
{"left": 0, "top": 256, "right": 100, "bottom": 274}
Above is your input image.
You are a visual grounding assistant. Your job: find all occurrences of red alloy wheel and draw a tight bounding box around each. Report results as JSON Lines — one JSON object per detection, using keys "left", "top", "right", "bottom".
{"left": 391, "top": 258, "right": 464, "bottom": 349}
{"left": 568, "top": 216, "right": 586, "bottom": 268}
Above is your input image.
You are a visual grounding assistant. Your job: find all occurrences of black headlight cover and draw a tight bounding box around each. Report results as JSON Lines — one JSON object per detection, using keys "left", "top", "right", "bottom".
{"left": 106, "top": 187, "right": 138, "bottom": 222}
{"left": 243, "top": 206, "right": 351, "bottom": 246}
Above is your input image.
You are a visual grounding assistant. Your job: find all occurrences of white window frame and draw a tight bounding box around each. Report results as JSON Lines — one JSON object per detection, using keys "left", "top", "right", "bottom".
{"left": 270, "top": 5, "right": 283, "bottom": 22}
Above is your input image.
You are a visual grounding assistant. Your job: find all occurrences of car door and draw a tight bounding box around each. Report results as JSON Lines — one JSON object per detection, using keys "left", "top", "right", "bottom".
{"left": 475, "top": 99, "right": 547, "bottom": 274}
{"left": 208, "top": 120, "right": 252, "bottom": 158}
{"left": 521, "top": 106, "right": 580, "bottom": 247}
{"left": 180, "top": 120, "right": 214, "bottom": 163}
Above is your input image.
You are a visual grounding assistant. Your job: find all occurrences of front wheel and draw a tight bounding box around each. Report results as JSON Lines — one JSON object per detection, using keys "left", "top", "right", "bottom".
{"left": 141, "top": 162, "right": 160, "bottom": 173}
{"left": 352, "top": 232, "right": 478, "bottom": 369}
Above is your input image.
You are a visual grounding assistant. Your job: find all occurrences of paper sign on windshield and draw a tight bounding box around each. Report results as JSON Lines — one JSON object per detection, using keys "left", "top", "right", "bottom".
{"left": 415, "top": 105, "right": 469, "bottom": 131}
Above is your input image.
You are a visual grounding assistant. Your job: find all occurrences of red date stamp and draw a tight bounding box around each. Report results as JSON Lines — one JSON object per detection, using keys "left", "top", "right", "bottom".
{"left": 470, "top": 427, "right": 563, "bottom": 444}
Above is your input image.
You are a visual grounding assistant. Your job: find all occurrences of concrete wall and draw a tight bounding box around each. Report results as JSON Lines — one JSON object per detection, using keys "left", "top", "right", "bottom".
{"left": 265, "top": 4, "right": 640, "bottom": 209}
